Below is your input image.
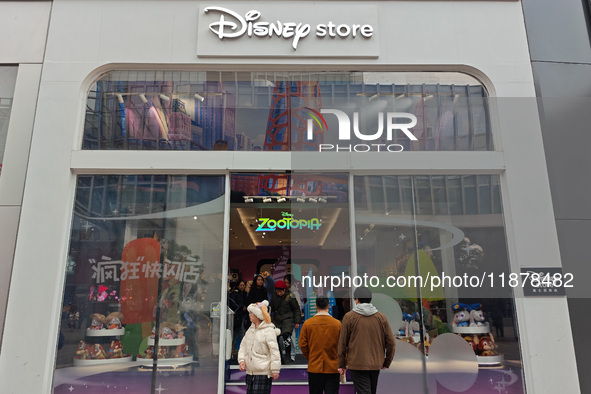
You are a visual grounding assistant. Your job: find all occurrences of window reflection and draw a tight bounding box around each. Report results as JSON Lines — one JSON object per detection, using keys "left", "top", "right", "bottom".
{"left": 54, "top": 175, "right": 225, "bottom": 393}
{"left": 354, "top": 174, "right": 525, "bottom": 394}
{"left": 83, "top": 71, "right": 492, "bottom": 152}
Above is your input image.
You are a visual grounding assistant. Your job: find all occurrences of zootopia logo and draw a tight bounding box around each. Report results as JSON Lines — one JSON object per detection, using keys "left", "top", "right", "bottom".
{"left": 256, "top": 212, "right": 321, "bottom": 232}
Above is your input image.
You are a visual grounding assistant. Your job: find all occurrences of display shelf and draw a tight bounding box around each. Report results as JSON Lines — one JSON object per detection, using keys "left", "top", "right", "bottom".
{"left": 476, "top": 355, "right": 504, "bottom": 365}
{"left": 73, "top": 356, "right": 132, "bottom": 366}
{"left": 452, "top": 325, "right": 490, "bottom": 335}
{"left": 86, "top": 328, "right": 125, "bottom": 337}
{"left": 136, "top": 356, "right": 193, "bottom": 366}
{"left": 147, "top": 337, "right": 185, "bottom": 346}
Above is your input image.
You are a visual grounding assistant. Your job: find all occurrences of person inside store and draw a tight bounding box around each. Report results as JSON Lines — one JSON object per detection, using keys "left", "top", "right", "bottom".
{"left": 238, "top": 300, "right": 281, "bottom": 394}
{"left": 262, "top": 270, "right": 276, "bottom": 300}
{"left": 283, "top": 274, "right": 303, "bottom": 311}
{"left": 270, "top": 280, "right": 302, "bottom": 364}
{"left": 229, "top": 280, "right": 249, "bottom": 357}
{"left": 299, "top": 296, "right": 341, "bottom": 394}
{"left": 338, "top": 286, "right": 396, "bottom": 394}
{"left": 247, "top": 274, "right": 269, "bottom": 304}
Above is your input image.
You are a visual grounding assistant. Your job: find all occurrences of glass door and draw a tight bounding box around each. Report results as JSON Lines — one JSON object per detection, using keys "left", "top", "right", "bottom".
{"left": 226, "top": 172, "right": 351, "bottom": 392}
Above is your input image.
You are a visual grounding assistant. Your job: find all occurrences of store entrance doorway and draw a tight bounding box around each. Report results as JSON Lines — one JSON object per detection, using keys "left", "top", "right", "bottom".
{"left": 225, "top": 172, "right": 352, "bottom": 390}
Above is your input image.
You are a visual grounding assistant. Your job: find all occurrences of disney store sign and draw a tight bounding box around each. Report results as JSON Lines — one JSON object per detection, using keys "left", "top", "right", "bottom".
{"left": 204, "top": 7, "right": 374, "bottom": 50}
{"left": 197, "top": 4, "right": 379, "bottom": 58}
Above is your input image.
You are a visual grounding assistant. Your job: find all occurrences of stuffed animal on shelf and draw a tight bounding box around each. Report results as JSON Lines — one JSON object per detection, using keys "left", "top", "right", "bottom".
{"left": 89, "top": 344, "right": 107, "bottom": 359}
{"left": 109, "top": 340, "right": 124, "bottom": 358}
{"left": 170, "top": 343, "right": 189, "bottom": 358}
{"left": 160, "top": 322, "right": 176, "bottom": 339}
{"left": 89, "top": 313, "right": 105, "bottom": 330}
{"left": 75, "top": 340, "right": 90, "bottom": 359}
{"left": 469, "top": 304, "right": 487, "bottom": 327}
{"left": 463, "top": 335, "right": 479, "bottom": 352}
{"left": 105, "top": 312, "right": 124, "bottom": 330}
{"left": 144, "top": 346, "right": 154, "bottom": 359}
{"left": 174, "top": 322, "right": 187, "bottom": 338}
{"left": 451, "top": 303, "right": 471, "bottom": 327}
{"left": 478, "top": 334, "right": 498, "bottom": 356}
{"left": 157, "top": 346, "right": 168, "bottom": 359}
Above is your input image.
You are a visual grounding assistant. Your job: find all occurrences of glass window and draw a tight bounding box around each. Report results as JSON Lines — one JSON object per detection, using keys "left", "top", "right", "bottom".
{"left": 353, "top": 175, "right": 525, "bottom": 394}
{"left": 0, "top": 66, "right": 18, "bottom": 177}
{"left": 83, "top": 71, "right": 493, "bottom": 152}
{"left": 53, "top": 175, "right": 225, "bottom": 393}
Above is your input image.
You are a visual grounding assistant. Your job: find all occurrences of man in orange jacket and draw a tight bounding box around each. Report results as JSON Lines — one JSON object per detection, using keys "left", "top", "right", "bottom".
{"left": 298, "top": 297, "right": 341, "bottom": 394}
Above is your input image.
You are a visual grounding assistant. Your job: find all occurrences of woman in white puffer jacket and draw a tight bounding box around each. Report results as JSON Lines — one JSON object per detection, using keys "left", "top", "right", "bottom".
{"left": 238, "top": 300, "right": 282, "bottom": 394}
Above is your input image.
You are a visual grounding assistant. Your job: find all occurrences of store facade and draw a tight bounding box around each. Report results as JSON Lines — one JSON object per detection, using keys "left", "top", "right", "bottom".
{"left": 0, "top": 1, "right": 580, "bottom": 394}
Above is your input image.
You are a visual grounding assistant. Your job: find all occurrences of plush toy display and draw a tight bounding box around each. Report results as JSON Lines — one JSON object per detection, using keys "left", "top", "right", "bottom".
{"left": 478, "top": 334, "right": 498, "bottom": 356}
{"left": 469, "top": 304, "right": 487, "bottom": 327}
{"left": 451, "top": 303, "right": 503, "bottom": 365}
{"left": 75, "top": 340, "right": 90, "bottom": 359}
{"left": 90, "top": 344, "right": 108, "bottom": 359}
{"left": 160, "top": 322, "right": 176, "bottom": 339}
{"left": 105, "top": 312, "right": 124, "bottom": 330}
{"left": 400, "top": 312, "right": 421, "bottom": 337}
{"left": 174, "top": 323, "right": 186, "bottom": 338}
{"left": 109, "top": 340, "right": 124, "bottom": 358}
{"left": 89, "top": 313, "right": 106, "bottom": 330}
{"left": 144, "top": 346, "right": 155, "bottom": 359}
{"left": 451, "top": 303, "right": 471, "bottom": 327}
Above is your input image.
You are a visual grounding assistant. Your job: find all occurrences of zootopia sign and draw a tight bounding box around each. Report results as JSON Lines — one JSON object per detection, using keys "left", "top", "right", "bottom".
{"left": 256, "top": 212, "right": 321, "bottom": 232}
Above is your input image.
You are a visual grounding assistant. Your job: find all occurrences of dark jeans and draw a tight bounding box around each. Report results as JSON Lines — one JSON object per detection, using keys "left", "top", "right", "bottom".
{"left": 350, "top": 370, "right": 380, "bottom": 394}
{"left": 308, "top": 372, "right": 340, "bottom": 394}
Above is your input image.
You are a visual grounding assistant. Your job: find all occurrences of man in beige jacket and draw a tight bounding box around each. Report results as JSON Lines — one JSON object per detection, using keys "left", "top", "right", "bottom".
{"left": 338, "top": 286, "right": 395, "bottom": 394}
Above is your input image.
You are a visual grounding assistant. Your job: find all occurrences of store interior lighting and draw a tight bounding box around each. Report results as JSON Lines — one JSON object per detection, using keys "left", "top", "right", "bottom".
{"left": 242, "top": 195, "right": 335, "bottom": 203}
{"left": 194, "top": 93, "right": 205, "bottom": 101}
{"left": 139, "top": 94, "right": 148, "bottom": 103}
{"left": 159, "top": 94, "right": 170, "bottom": 101}
{"left": 116, "top": 94, "right": 124, "bottom": 104}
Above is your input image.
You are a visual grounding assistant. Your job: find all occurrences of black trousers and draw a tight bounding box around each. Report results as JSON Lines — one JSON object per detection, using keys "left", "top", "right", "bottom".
{"left": 308, "top": 372, "right": 340, "bottom": 394}
{"left": 350, "top": 370, "right": 380, "bottom": 394}
{"left": 277, "top": 332, "right": 292, "bottom": 362}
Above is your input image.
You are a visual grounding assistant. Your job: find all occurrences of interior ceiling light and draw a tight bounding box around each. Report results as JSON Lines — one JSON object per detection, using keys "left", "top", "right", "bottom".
{"left": 318, "top": 197, "right": 327, "bottom": 203}
{"left": 139, "top": 94, "right": 148, "bottom": 103}
{"left": 159, "top": 94, "right": 170, "bottom": 101}
{"left": 296, "top": 197, "right": 306, "bottom": 203}
{"left": 244, "top": 198, "right": 254, "bottom": 203}
{"left": 277, "top": 197, "right": 286, "bottom": 203}
{"left": 308, "top": 197, "right": 318, "bottom": 203}
{"left": 116, "top": 94, "right": 124, "bottom": 104}
{"left": 262, "top": 197, "right": 272, "bottom": 203}
{"left": 368, "top": 93, "right": 379, "bottom": 102}
{"left": 194, "top": 93, "right": 205, "bottom": 102}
